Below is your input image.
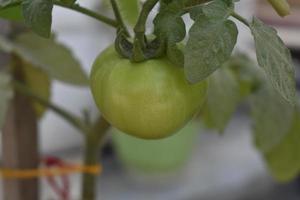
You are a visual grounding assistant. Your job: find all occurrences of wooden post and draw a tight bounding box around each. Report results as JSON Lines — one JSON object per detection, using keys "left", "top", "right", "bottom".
{"left": 0, "top": 20, "right": 39, "bottom": 200}
{"left": 1, "top": 91, "right": 40, "bottom": 200}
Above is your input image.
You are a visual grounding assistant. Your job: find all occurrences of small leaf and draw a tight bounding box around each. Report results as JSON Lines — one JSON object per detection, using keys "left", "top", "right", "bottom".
{"left": 264, "top": 110, "right": 300, "bottom": 182}
{"left": 117, "top": 0, "right": 139, "bottom": 25}
{"left": 250, "top": 17, "right": 295, "bottom": 104}
{"left": 22, "top": 0, "right": 53, "bottom": 37}
{"left": 251, "top": 82, "right": 294, "bottom": 153}
{"left": 202, "top": 67, "right": 240, "bottom": 132}
{"left": 0, "top": 72, "right": 13, "bottom": 128}
{"left": 185, "top": 17, "right": 238, "bottom": 83}
{"left": 11, "top": 32, "right": 88, "bottom": 85}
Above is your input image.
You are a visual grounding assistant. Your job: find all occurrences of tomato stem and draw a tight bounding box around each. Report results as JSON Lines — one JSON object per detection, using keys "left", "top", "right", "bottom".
{"left": 110, "top": 0, "right": 130, "bottom": 37}
{"left": 81, "top": 117, "right": 110, "bottom": 200}
{"left": 132, "top": 0, "right": 159, "bottom": 62}
{"left": 231, "top": 11, "right": 250, "bottom": 27}
{"left": 53, "top": 1, "right": 119, "bottom": 28}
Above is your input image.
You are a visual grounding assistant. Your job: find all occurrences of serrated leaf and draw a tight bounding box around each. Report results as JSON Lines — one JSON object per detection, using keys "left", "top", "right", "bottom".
{"left": 202, "top": 67, "right": 240, "bottom": 132}
{"left": 250, "top": 17, "right": 295, "bottom": 104}
{"left": 185, "top": 17, "right": 238, "bottom": 83}
{"left": 0, "top": 72, "right": 13, "bottom": 128}
{"left": 117, "top": 0, "right": 139, "bottom": 26}
{"left": 9, "top": 32, "right": 88, "bottom": 85}
{"left": 251, "top": 82, "right": 294, "bottom": 153}
{"left": 264, "top": 111, "right": 300, "bottom": 182}
{"left": 22, "top": 0, "right": 53, "bottom": 38}
{"left": 190, "top": 0, "right": 231, "bottom": 21}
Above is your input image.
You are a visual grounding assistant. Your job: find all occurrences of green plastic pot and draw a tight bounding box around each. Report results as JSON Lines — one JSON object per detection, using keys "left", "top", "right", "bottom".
{"left": 112, "top": 121, "right": 200, "bottom": 173}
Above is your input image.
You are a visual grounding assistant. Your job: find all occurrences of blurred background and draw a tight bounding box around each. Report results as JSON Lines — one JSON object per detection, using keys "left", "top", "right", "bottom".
{"left": 1, "top": 0, "right": 300, "bottom": 199}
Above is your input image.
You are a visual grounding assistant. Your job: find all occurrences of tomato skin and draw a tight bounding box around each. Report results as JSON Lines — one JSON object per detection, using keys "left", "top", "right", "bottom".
{"left": 90, "top": 46, "right": 207, "bottom": 139}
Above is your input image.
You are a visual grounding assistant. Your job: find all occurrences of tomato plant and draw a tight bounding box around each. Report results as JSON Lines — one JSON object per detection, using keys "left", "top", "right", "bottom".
{"left": 0, "top": 0, "right": 298, "bottom": 200}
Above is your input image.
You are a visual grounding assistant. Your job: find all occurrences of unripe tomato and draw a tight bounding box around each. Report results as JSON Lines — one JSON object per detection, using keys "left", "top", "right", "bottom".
{"left": 90, "top": 46, "right": 207, "bottom": 139}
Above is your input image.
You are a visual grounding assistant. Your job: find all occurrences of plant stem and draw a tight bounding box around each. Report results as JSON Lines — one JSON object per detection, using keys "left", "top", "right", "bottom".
{"left": 53, "top": 1, "right": 119, "bottom": 28}
{"left": 231, "top": 11, "right": 250, "bottom": 27}
{"left": 82, "top": 117, "right": 110, "bottom": 200}
{"left": 110, "top": 0, "right": 130, "bottom": 37}
{"left": 12, "top": 80, "right": 88, "bottom": 133}
{"left": 134, "top": 0, "right": 159, "bottom": 48}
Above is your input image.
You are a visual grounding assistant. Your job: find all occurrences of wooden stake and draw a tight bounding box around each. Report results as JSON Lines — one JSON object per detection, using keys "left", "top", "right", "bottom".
{"left": 0, "top": 20, "right": 39, "bottom": 200}
{"left": 2, "top": 91, "right": 39, "bottom": 200}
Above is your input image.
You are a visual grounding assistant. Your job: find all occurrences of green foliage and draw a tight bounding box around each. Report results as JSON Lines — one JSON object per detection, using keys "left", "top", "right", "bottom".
{"left": 202, "top": 67, "right": 240, "bottom": 132}
{"left": 250, "top": 17, "right": 295, "bottom": 104}
{"left": 22, "top": 0, "right": 53, "bottom": 38}
{"left": 0, "top": 0, "right": 299, "bottom": 183}
{"left": 265, "top": 110, "right": 300, "bottom": 181}
{"left": 185, "top": 0, "right": 237, "bottom": 83}
{"left": 251, "top": 82, "right": 294, "bottom": 153}
{"left": 0, "top": 72, "right": 13, "bottom": 129}
{"left": 0, "top": 5, "right": 22, "bottom": 21}
{"left": 0, "top": 33, "right": 88, "bottom": 85}
{"left": 154, "top": 0, "right": 186, "bottom": 66}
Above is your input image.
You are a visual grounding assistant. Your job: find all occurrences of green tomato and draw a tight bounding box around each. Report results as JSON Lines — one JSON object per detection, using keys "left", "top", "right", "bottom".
{"left": 90, "top": 46, "right": 207, "bottom": 139}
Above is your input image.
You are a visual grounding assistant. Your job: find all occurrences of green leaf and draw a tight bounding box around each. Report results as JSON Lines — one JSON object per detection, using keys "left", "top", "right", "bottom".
{"left": 0, "top": 5, "right": 23, "bottom": 21}
{"left": 184, "top": 17, "right": 238, "bottom": 83}
{"left": 190, "top": 0, "right": 232, "bottom": 21}
{"left": 22, "top": 0, "right": 53, "bottom": 38}
{"left": 202, "top": 67, "right": 240, "bottom": 132}
{"left": 2, "top": 32, "right": 88, "bottom": 85}
{"left": 250, "top": 17, "right": 295, "bottom": 104}
{"left": 227, "top": 54, "right": 263, "bottom": 98}
{"left": 251, "top": 82, "right": 294, "bottom": 153}
{"left": 264, "top": 110, "right": 300, "bottom": 182}
{"left": 0, "top": 72, "right": 13, "bottom": 128}
{"left": 154, "top": 0, "right": 186, "bottom": 66}
{"left": 117, "top": 0, "right": 139, "bottom": 26}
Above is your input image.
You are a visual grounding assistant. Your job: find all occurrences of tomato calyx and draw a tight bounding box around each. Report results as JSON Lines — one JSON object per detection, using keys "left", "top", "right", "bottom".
{"left": 115, "top": 30, "right": 166, "bottom": 62}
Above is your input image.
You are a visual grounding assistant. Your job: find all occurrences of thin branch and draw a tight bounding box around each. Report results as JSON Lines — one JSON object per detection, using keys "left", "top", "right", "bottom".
{"left": 134, "top": 0, "right": 159, "bottom": 47}
{"left": 110, "top": 0, "right": 130, "bottom": 37}
{"left": 231, "top": 11, "right": 250, "bottom": 27}
{"left": 12, "top": 80, "right": 88, "bottom": 133}
{"left": 53, "top": 1, "right": 119, "bottom": 28}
